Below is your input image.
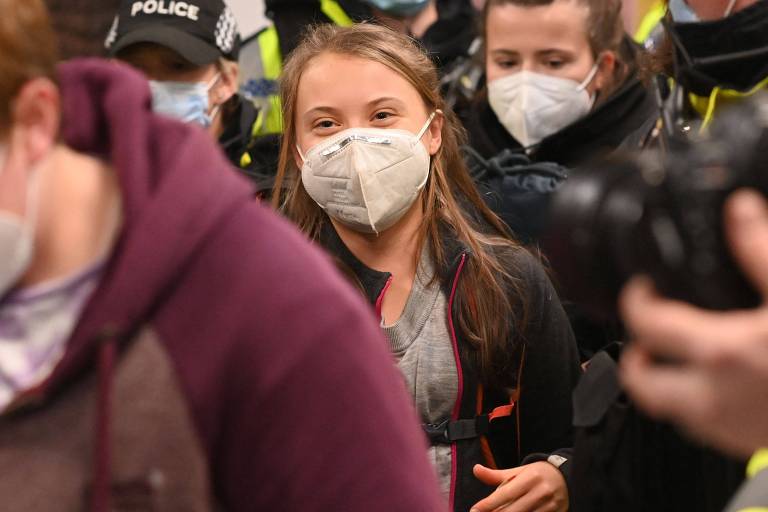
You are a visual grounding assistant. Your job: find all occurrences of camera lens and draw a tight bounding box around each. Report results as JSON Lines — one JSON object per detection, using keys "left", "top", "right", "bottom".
{"left": 543, "top": 156, "right": 649, "bottom": 317}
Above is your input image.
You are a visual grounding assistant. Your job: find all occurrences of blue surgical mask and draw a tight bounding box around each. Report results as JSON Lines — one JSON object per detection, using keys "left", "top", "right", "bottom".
{"left": 668, "top": 0, "right": 700, "bottom": 22}
{"left": 365, "top": 0, "right": 430, "bottom": 17}
{"left": 668, "top": 0, "right": 738, "bottom": 22}
{"left": 149, "top": 74, "right": 221, "bottom": 128}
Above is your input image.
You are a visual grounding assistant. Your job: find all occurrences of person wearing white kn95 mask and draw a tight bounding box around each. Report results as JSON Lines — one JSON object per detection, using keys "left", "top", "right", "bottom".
{"left": 465, "top": 0, "right": 656, "bottom": 165}
{"left": 298, "top": 111, "right": 436, "bottom": 235}
{"left": 273, "top": 23, "right": 580, "bottom": 512}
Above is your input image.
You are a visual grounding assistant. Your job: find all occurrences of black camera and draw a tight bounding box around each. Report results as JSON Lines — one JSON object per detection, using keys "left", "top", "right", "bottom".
{"left": 543, "top": 93, "right": 768, "bottom": 316}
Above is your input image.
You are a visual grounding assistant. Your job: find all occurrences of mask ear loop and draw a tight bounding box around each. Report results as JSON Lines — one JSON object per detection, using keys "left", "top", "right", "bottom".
{"left": 577, "top": 60, "right": 602, "bottom": 110}
{"left": 295, "top": 144, "right": 307, "bottom": 165}
{"left": 723, "top": 0, "right": 737, "bottom": 17}
{"left": 415, "top": 110, "right": 439, "bottom": 142}
{"left": 205, "top": 73, "right": 223, "bottom": 125}
{"left": 578, "top": 61, "right": 601, "bottom": 91}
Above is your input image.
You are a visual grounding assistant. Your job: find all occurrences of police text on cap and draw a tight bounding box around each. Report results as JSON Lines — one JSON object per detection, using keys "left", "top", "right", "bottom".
{"left": 131, "top": 1, "right": 201, "bottom": 21}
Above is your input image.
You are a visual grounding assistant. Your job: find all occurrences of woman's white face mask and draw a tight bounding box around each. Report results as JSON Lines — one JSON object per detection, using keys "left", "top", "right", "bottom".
{"left": 0, "top": 145, "right": 38, "bottom": 297}
{"left": 487, "top": 63, "right": 599, "bottom": 148}
{"left": 298, "top": 112, "right": 436, "bottom": 235}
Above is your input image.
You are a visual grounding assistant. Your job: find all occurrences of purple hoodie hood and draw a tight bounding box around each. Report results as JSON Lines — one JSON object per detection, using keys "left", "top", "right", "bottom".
{"left": 46, "top": 59, "right": 253, "bottom": 391}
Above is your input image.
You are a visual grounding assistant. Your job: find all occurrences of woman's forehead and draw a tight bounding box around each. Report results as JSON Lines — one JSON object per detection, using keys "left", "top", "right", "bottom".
{"left": 296, "top": 53, "right": 422, "bottom": 112}
{"left": 486, "top": 1, "right": 590, "bottom": 52}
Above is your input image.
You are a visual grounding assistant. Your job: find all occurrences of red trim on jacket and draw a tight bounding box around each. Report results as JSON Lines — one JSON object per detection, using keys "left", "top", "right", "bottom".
{"left": 447, "top": 253, "right": 467, "bottom": 511}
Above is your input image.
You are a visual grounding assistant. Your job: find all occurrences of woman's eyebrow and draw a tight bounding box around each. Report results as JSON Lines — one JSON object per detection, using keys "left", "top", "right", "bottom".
{"left": 536, "top": 48, "right": 571, "bottom": 56}
{"left": 366, "top": 97, "right": 407, "bottom": 109}
{"left": 490, "top": 49, "right": 518, "bottom": 57}
{"left": 304, "top": 105, "right": 342, "bottom": 118}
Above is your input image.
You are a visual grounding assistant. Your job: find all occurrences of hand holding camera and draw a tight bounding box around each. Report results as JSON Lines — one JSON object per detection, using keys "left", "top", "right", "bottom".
{"left": 620, "top": 189, "right": 768, "bottom": 458}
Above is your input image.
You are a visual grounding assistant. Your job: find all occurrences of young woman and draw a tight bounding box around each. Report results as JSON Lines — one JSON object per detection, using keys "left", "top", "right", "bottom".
{"left": 463, "top": 0, "right": 657, "bottom": 361}
{"left": 466, "top": 0, "right": 656, "bottom": 165}
{"left": 272, "top": 23, "right": 580, "bottom": 512}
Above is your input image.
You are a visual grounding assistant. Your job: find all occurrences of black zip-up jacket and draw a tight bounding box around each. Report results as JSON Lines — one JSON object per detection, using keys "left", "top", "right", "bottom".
{"left": 320, "top": 224, "right": 581, "bottom": 511}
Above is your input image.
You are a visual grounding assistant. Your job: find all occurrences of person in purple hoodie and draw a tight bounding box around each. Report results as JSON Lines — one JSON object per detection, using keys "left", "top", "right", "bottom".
{"left": 0, "top": 1, "right": 446, "bottom": 511}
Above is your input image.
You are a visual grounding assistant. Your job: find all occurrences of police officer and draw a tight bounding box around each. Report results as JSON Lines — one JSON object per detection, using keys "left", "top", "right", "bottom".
{"left": 106, "top": 0, "right": 277, "bottom": 194}
{"left": 654, "top": 0, "right": 768, "bottom": 140}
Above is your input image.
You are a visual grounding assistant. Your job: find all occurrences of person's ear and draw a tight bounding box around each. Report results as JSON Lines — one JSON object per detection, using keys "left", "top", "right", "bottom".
{"left": 10, "top": 77, "right": 60, "bottom": 166}
{"left": 426, "top": 110, "right": 444, "bottom": 156}
{"left": 212, "top": 60, "right": 239, "bottom": 106}
{"left": 594, "top": 51, "right": 617, "bottom": 92}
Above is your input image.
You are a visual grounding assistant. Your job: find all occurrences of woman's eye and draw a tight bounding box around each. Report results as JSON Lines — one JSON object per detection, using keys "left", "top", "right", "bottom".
{"left": 546, "top": 59, "right": 565, "bottom": 69}
{"left": 374, "top": 111, "right": 393, "bottom": 120}
{"left": 496, "top": 59, "right": 518, "bottom": 69}
{"left": 314, "top": 120, "right": 336, "bottom": 129}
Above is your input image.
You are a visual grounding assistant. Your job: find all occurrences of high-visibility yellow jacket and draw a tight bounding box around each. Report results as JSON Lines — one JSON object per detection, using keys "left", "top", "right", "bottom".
{"left": 238, "top": 0, "right": 354, "bottom": 137}
{"left": 724, "top": 449, "right": 768, "bottom": 512}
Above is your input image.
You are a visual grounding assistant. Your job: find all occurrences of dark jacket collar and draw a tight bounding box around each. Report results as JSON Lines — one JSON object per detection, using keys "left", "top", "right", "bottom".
{"left": 318, "top": 221, "right": 470, "bottom": 304}
{"left": 218, "top": 95, "right": 281, "bottom": 194}
{"left": 319, "top": 223, "right": 392, "bottom": 305}
{"left": 218, "top": 94, "right": 258, "bottom": 164}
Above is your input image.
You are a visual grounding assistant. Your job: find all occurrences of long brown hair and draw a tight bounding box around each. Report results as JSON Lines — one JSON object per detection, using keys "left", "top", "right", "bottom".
{"left": 483, "top": 0, "right": 630, "bottom": 98}
{"left": 272, "top": 23, "right": 529, "bottom": 386}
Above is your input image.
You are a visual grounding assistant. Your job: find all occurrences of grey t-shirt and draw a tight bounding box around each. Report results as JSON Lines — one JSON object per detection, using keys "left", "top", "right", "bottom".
{"left": 382, "top": 250, "right": 458, "bottom": 498}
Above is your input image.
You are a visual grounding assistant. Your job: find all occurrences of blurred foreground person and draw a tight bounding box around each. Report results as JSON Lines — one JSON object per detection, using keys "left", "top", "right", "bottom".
{"left": 621, "top": 190, "right": 768, "bottom": 512}
{"left": 107, "top": 0, "right": 277, "bottom": 194}
{"left": 273, "top": 23, "right": 580, "bottom": 512}
{"left": 0, "top": 1, "right": 446, "bottom": 510}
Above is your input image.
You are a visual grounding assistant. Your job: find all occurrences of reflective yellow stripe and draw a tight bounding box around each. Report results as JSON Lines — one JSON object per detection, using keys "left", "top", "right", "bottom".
{"left": 265, "top": 93, "right": 284, "bottom": 134}
{"left": 252, "top": 2, "right": 352, "bottom": 137}
{"left": 634, "top": 1, "right": 666, "bottom": 43}
{"left": 253, "top": 107, "right": 266, "bottom": 135}
{"left": 257, "top": 26, "right": 282, "bottom": 80}
{"left": 254, "top": 26, "right": 284, "bottom": 135}
{"left": 735, "top": 508, "right": 768, "bottom": 512}
{"left": 321, "top": 0, "right": 354, "bottom": 26}
{"left": 689, "top": 74, "right": 768, "bottom": 132}
{"left": 747, "top": 449, "right": 768, "bottom": 479}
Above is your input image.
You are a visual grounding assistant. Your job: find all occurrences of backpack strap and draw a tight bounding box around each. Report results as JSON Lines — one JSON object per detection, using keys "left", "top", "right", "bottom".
{"left": 422, "top": 403, "right": 516, "bottom": 445}
{"left": 423, "top": 344, "right": 527, "bottom": 455}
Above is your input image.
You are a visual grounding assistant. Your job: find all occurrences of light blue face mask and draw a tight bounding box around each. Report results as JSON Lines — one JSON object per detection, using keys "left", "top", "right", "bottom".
{"left": 668, "top": 0, "right": 738, "bottom": 23}
{"left": 365, "top": 0, "right": 430, "bottom": 17}
{"left": 149, "top": 74, "right": 221, "bottom": 128}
